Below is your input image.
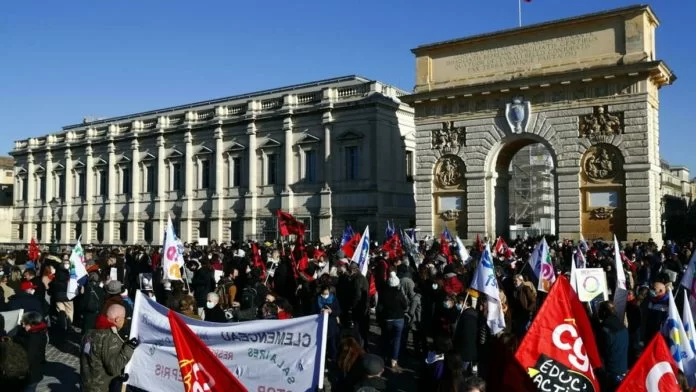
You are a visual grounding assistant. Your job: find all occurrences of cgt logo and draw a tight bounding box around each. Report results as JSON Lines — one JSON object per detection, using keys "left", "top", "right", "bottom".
{"left": 551, "top": 321, "right": 592, "bottom": 375}
{"left": 180, "top": 359, "right": 215, "bottom": 392}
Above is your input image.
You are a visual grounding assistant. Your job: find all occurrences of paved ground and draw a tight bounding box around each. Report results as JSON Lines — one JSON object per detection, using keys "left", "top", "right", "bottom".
{"left": 38, "top": 332, "right": 81, "bottom": 392}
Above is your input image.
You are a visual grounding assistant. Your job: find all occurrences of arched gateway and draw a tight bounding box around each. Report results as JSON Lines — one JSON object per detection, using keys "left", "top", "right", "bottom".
{"left": 402, "top": 5, "right": 674, "bottom": 242}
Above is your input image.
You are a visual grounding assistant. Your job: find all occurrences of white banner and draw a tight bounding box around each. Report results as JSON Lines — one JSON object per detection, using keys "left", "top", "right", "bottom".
{"left": 125, "top": 291, "right": 328, "bottom": 392}
{"left": 575, "top": 268, "right": 609, "bottom": 303}
{"left": 0, "top": 309, "right": 24, "bottom": 336}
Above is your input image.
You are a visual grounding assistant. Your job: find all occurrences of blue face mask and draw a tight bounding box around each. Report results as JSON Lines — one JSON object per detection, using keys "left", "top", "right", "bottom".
{"left": 455, "top": 303, "right": 464, "bottom": 311}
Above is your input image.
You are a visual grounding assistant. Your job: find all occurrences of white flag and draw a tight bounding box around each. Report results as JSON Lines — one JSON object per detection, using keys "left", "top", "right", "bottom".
{"left": 162, "top": 215, "right": 184, "bottom": 280}
{"left": 351, "top": 226, "right": 370, "bottom": 276}
{"left": 681, "top": 251, "right": 696, "bottom": 296}
{"left": 664, "top": 290, "right": 696, "bottom": 386}
{"left": 613, "top": 235, "right": 626, "bottom": 290}
{"left": 470, "top": 244, "right": 506, "bottom": 335}
{"left": 537, "top": 238, "right": 555, "bottom": 293}
{"left": 66, "top": 239, "right": 88, "bottom": 300}
{"left": 455, "top": 236, "right": 471, "bottom": 265}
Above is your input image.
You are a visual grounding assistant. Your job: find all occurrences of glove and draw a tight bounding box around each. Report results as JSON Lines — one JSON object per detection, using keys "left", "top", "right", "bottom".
{"left": 126, "top": 337, "right": 140, "bottom": 349}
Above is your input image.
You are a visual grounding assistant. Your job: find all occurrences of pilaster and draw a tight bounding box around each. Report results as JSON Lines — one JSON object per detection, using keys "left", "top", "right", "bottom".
{"left": 129, "top": 139, "right": 140, "bottom": 244}
{"left": 556, "top": 166, "right": 581, "bottom": 241}
{"left": 26, "top": 153, "right": 35, "bottom": 240}
{"left": 63, "top": 147, "right": 73, "bottom": 243}
{"left": 281, "top": 116, "right": 294, "bottom": 212}
{"left": 106, "top": 141, "right": 117, "bottom": 244}
{"left": 244, "top": 120, "right": 258, "bottom": 239}
{"left": 154, "top": 134, "right": 166, "bottom": 241}
{"left": 44, "top": 150, "right": 54, "bottom": 242}
{"left": 212, "top": 127, "right": 225, "bottom": 241}
{"left": 182, "top": 130, "right": 193, "bottom": 242}
{"left": 84, "top": 145, "right": 94, "bottom": 243}
{"left": 319, "top": 112, "right": 333, "bottom": 238}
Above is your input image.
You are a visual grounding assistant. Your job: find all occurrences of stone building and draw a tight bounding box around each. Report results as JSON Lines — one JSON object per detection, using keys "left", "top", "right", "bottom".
{"left": 660, "top": 159, "right": 693, "bottom": 239}
{"left": 403, "top": 5, "right": 675, "bottom": 242}
{"left": 10, "top": 76, "right": 416, "bottom": 245}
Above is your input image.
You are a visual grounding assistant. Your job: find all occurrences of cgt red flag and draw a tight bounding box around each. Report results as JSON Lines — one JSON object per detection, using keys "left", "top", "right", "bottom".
{"left": 28, "top": 238, "right": 39, "bottom": 261}
{"left": 515, "top": 275, "right": 602, "bottom": 391}
{"left": 341, "top": 233, "right": 361, "bottom": 258}
{"left": 276, "top": 210, "right": 305, "bottom": 237}
{"left": 381, "top": 233, "right": 403, "bottom": 260}
{"left": 168, "top": 310, "right": 247, "bottom": 392}
{"left": 616, "top": 334, "right": 680, "bottom": 392}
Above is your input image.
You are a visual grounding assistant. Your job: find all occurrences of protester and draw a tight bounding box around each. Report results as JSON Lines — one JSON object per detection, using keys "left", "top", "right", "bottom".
{"left": 203, "top": 292, "right": 227, "bottom": 323}
{"left": 14, "top": 311, "right": 48, "bottom": 392}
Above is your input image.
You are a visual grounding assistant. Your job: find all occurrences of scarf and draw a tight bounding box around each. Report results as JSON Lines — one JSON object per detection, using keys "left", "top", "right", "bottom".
{"left": 317, "top": 293, "right": 335, "bottom": 311}
{"left": 95, "top": 314, "right": 118, "bottom": 330}
{"left": 27, "top": 322, "right": 48, "bottom": 334}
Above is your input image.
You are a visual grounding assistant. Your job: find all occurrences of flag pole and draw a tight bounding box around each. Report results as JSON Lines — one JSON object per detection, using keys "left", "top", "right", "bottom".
{"left": 518, "top": 0, "right": 522, "bottom": 27}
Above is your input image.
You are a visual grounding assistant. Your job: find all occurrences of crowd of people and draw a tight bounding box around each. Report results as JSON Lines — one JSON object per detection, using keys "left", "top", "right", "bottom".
{"left": 0, "top": 233, "right": 694, "bottom": 391}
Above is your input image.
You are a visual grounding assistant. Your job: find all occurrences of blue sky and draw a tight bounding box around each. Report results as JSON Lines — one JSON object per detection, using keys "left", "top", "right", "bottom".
{"left": 1, "top": 1, "right": 694, "bottom": 170}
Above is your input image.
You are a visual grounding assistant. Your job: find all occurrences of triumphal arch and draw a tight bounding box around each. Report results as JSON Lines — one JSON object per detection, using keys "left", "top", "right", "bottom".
{"left": 402, "top": 5, "right": 674, "bottom": 242}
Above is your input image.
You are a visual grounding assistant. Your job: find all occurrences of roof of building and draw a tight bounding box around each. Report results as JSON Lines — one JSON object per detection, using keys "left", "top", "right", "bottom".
{"left": 412, "top": 4, "right": 656, "bottom": 54}
{"left": 62, "top": 75, "right": 405, "bottom": 130}
{"left": 0, "top": 156, "right": 14, "bottom": 169}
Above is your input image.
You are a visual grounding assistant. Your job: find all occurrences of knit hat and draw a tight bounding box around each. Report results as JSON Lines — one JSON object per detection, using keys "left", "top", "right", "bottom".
{"left": 362, "top": 354, "right": 384, "bottom": 376}
{"left": 20, "top": 281, "right": 36, "bottom": 292}
{"left": 388, "top": 271, "right": 400, "bottom": 288}
{"left": 25, "top": 261, "right": 35, "bottom": 271}
{"left": 105, "top": 280, "right": 123, "bottom": 295}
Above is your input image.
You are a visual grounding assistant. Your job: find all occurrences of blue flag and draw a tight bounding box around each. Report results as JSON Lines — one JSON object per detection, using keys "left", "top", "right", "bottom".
{"left": 385, "top": 221, "right": 394, "bottom": 240}
{"left": 340, "top": 225, "right": 354, "bottom": 247}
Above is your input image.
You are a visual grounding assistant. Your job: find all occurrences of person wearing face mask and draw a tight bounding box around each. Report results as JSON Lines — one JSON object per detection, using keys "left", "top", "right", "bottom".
{"left": 646, "top": 273, "right": 671, "bottom": 340}
{"left": 203, "top": 292, "right": 227, "bottom": 323}
{"left": 376, "top": 271, "right": 408, "bottom": 372}
{"left": 8, "top": 281, "right": 44, "bottom": 316}
{"left": 315, "top": 285, "right": 341, "bottom": 362}
{"left": 49, "top": 256, "right": 73, "bottom": 336}
{"left": 452, "top": 293, "right": 479, "bottom": 376}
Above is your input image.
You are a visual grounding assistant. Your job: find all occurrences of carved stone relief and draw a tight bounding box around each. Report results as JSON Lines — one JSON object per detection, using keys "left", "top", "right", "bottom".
{"left": 589, "top": 207, "right": 614, "bottom": 220}
{"left": 579, "top": 106, "right": 624, "bottom": 143}
{"left": 431, "top": 122, "right": 466, "bottom": 154}
{"left": 440, "top": 210, "right": 460, "bottom": 221}
{"left": 434, "top": 155, "right": 465, "bottom": 188}
{"left": 505, "top": 96, "right": 531, "bottom": 134}
{"left": 582, "top": 145, "right": 621, "bottom": 182}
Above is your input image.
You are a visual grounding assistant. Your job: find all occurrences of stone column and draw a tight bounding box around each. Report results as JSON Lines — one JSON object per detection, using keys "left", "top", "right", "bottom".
{"left": 26, "top": 153, "right": 35, "bottom": 240}
{"left": 281, "top": 117, "right": 294, "bottom": 212}
{"left": 106, "top": 141, "right": 117, "bottom": 244}
{"left": 494, "top": 172, "right": 510, "bottom": 239}
{"left": 465, "top": 172, "right": 486, "bottom": 241}
{"left": 129, "top": 139, "right": 140, "bottom": 244}
{"left": 154, "top": 134, "right": 166, "bottom": 243}
{"left": 244, "top": 121, "right": 258, "bottom": 239}
{"left": 44, "top": 150, "right": 54, "bottom": 242}
{"left": 556, "top": 166, "right": 581, "bottom": 241}
{"left": 182, "top": 130, "right": 193, "bottom": 242}
{"left": 483, "top": 171, "right": 497, "bottom": 240}
{"left": 212, "top": 127, "right": 224, "bottom": 241}
{"left": 319, "top": 112, "right": 333, "bottom": 239}
{"left": 84, "top": 145, "right": 94, "bottom": 243}
{"left": 63, "top": 148, "right": 73, "bottom": 243}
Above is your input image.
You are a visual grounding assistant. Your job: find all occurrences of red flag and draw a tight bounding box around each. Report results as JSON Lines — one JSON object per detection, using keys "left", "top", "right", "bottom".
{"left": 515, "top": 275, "right": 602, "bottom": 391}
{"left": 341, "top": 233, "right": 361, "bottom": 258}
{"left": 475, "top": 234, "right": 484, "bottom": 252}
{"left": 293, "top": 236, "right": 310, "bottom": 281}
{"left": 381, "top": 234, "right": 403, "bottom": 260}
{"left": 494, "top": 236, "right": 508, "bottom": 256}
{"left": 440, "top": 233, "right": 452, "bottom": 263}
{"left": 28, "top": 238, "right": 39, "bottom": 261}
{"left": 168, "top": 310, "right": 247, "bottom": 392}
{"left": 250, "top": 242, "right": 265, "bottom": 272}
{"left": 276, "top": 209, "right": 305, "bottom": 237}
{"left": 616, "top": 334, "right": 680, "bottom": 392}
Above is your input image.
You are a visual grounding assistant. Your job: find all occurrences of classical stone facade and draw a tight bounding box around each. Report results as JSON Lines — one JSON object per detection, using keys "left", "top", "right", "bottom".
{"left": 10, "top": 76, "right": 415, "bottom": 244}
{"left": 403, "top": 5, "right": 675, "bottom": 242}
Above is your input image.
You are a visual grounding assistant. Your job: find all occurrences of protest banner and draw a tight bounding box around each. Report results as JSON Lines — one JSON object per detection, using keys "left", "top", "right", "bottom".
{"left": 125, "top": 291, "right": 328, "bottom": 392}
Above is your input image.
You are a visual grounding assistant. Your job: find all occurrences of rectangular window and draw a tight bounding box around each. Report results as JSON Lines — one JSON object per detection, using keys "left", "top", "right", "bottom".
{"left": 99, "top": 170, "right": 108, "bottom": 196}
{"left": 58, "top": 173, "right": 66, "bottom": 199}
{"left": 22, "top": 178, "right": 28, "bottom": 201}
{"left": 199, "top": 220, "right": 209, "bottom": 239}
{"left": 121, "top": 168, "right": 131, "bottom": 195}
{"left": 172, "top": 163, "right": 182, "bottom": 191}
{"left": 75, "top": 222, "right": 82, "bottom": 241}
{"left": 405, "top": 150, "right": 414, "bottom": 182}
{"left": 55, "top": 223, "right": 62, "bottom": 243}
{"left": 78, "top": 172, "right": 87, "bottom": 197}
{"left": 39, "top": 176, "right": 46, "bottom": 201}
{"left": 36, "top": 223, "right": 42, "bottom": 242}
{"left": 345, "top": 146, "right": 359, "bottom": 180}
{"left": 267, "top": 154, "right": 277, "bottom": 185}
{"left": 144, "top": 221, "right": 153, "bottom": 243}
{"left": 232, "top": 157, "right": 241, "bottom": 187}
{"left": 146, "top": 166, "right": 155, "bottom": 193}
{"left": 230, "top": 220, "right": 242, "bottom": 241}
{"left": 96, "top": 222, "right": 104, "bottom": 243}
{"left": 201, "top": 160, "right": 210, "bottom": 189}
{"left": 119, "top": 223, "right": 128, "bottom": 243}
{"left": 173, "top": 219, "right": 181, "bottom": 238}
{"left": 305, "top": 150, "right": 317, "bottom": 183}
{"left": 18, "top": 224, "right": 24, "bottom": 241}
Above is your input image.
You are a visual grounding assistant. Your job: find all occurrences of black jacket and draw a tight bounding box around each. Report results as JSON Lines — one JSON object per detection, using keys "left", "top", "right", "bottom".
{"left": 377, "top": 286, "right": 407, "bottom": 321}
{"left": 14, "top": 323, "right": 48, "bottom": 384}
{"left": 350, "top": 273, "right": 370, "bottom": 315}
{"left": 204, "top": 305, "right": 227, "bottom": 323}
{"left": 8, "top": 292, "right": 44, "bottom": 316}
{"left": 49, "top": 268, "right": 70, "bottom": 303}
{"left": 191, "top": 267, "right": 215, "bottom": 308}
{"left": 453, "top": 307, "right": 479, "bottom": 362}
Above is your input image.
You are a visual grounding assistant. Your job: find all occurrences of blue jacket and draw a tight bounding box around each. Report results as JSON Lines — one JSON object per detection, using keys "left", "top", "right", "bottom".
{"left": 599, "top": 315, "right": 629, "bottom": 376}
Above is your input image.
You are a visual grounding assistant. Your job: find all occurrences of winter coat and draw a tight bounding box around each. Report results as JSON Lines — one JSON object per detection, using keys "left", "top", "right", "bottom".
{"left": 599, "top": 314, "right": 629, "bottom": 376}
{"left": 191, "top": 267, "right": 215, "bottom": 308}
{"left": 49, "top": 268, "right": 70, "bottom": 303}
{"left": 401, "top": 277, "right": 422, "bottom": 329}
{"left": 80, "top": 315, "right": 135, "bottom": 392}
{"left": 14, "top": 322, "right": 48, "bottom": 384}
{"left": 7, "top": 292, "right": 45, "bottom": 316}
{"left": 204, "top": 305, "right": 227, "bottom": 323}
{"left": 377, "top": 286, "right": 407, "bottom": 321}
{"left": 453, "top": 307, "right": 479, "bottom": 362}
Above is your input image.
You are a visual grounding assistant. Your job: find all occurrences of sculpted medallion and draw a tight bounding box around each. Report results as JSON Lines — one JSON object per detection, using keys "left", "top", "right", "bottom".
{"left": 431, "top": 122, "right": 465, "bottom": 154}
{"left": 435, "top": 155, "right": 465, "bottom": 188}
{"left": 505, "top": 97, "right": 531, "bottom": 134}
{"left": 579, "top": 106, "right": 623, "bottom": 142}
{"left": 582, "top": 145, "right": 621, "bottom": 182}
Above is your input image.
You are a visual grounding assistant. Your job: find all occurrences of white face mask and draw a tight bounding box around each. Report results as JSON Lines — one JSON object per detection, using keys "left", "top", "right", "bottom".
{"left": 63, "top": 263, "right": 70, "bottom": 270}
{"left": 27, "top": 289, "right": 35, "bottom": 295}
{"left": 206, "top": 301, "right": 215, "bottom": 309}
{"left": 318, "top": 262, "right": 326, "bottom": 268}
{"left": 321, "top": 294, "right": 330, "bottom": 299}
{"left": 432, "top": 283, "right": 438, "bottom": 290}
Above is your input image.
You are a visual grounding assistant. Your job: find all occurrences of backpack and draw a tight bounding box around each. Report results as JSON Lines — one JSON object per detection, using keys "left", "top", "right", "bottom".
{"left": 0, "top": 337, "right": 29, "bottom": 382}
{"left": 84, "top": 286, "right": 101, "bottom": 313}
{"left": 239, "top": 287, "right": 257, "bottom": 311}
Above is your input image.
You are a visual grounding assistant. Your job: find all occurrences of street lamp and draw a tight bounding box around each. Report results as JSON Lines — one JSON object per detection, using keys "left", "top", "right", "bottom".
{"left": 48, "top": 197, "right": 59, "bottom": 255}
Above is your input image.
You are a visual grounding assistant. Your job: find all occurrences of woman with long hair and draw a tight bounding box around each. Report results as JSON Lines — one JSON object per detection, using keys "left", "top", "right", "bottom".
{"left": 336, "top": 335, "right": 366, "bottom": 391}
